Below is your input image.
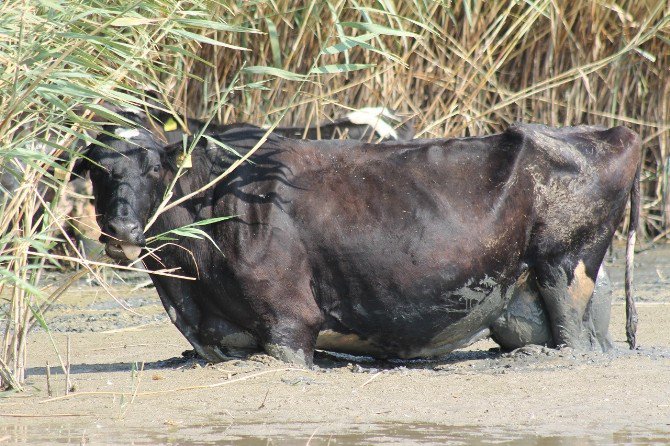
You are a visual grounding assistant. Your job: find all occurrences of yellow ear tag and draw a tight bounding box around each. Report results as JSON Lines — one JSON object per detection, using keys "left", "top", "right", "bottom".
{"left": 163, "top": 118, "right": 178, "bottom": 132}
{"left": 177, "top": 152, "right": 192, "bottom": 169}
{"left": 54, "top": 167, "right": 68, "bottom": 182}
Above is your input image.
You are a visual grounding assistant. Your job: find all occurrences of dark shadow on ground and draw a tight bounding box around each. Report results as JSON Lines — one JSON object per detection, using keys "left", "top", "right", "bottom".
{"left": 25, "top": 353, "right": 207, "bottom": 377}
{"left": 25, "top": 344, "right": 670, "bottom": 379}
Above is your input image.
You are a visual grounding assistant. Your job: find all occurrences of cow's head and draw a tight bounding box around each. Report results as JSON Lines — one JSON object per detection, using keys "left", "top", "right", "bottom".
{"left": 73, "top": 127, "right": 166, "bottom": 262}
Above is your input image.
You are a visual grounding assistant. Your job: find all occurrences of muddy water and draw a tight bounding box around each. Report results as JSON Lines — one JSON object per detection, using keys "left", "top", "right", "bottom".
{"left": 4, "top": 420, "right": 670, "bottom": 445}
{"left": 2, "top": 245, "right": 670, "bottom": 444}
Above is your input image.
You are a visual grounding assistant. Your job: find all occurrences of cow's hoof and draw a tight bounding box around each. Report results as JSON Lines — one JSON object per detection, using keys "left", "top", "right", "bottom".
{"left": 598, "top": 334, "right": 615, "bottom": 352}
{"left": 508, "top": 344, "right": 552, "bottom": 357}
{"left": 264, "top": 344, "right": 311, "bottom": 367}
{"left": 181, "top": 349, "right": 199, "bottom": 359}
{"left": 248, "top": 353, "right": 289, "bottom": 367}
{"left": 190, "top": 344, "right": 235, "bottom": 363}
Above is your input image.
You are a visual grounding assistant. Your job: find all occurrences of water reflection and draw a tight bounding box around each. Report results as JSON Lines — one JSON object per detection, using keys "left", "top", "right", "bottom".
{"left": 1, "top": 421, "right": 668, "bottom": 445}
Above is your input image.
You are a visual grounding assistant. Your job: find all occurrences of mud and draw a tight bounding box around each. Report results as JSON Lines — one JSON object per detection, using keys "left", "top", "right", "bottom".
{"left": 1, "top": 245, "right": 670, "bottom": 444}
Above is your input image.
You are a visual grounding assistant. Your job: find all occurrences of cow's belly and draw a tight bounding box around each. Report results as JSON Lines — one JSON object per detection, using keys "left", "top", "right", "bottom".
{"left": 305, "top": 213, "right": 528, "bottom": 358}
{"left": 315, "top": 327, "right": 492, "bottom": 359}
{"left": 318, "top": 277, "right": 513, "bottom": 359}
{"left": 406, "top": 279, "right": 511, "bottom": 358}
{"left": 316, "top": 330, "right": 386, "bottom": 356}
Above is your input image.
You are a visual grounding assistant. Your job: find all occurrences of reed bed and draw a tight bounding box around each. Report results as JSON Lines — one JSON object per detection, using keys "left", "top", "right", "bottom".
{"left": 180, "top": 0, "right": 670, "bottom": 239}
{"left": 0, "top": 0, "right": 668, "bottom": 389}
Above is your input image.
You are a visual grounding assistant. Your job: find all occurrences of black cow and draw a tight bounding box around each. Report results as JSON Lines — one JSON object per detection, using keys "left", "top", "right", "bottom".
{"left": 74, "top": 123, "right": 641, "bottom": 365}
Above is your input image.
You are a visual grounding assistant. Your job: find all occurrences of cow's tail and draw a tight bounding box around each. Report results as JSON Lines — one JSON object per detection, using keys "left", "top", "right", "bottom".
{"left": 625, "top": 161, "right": 641, "bottom": 349}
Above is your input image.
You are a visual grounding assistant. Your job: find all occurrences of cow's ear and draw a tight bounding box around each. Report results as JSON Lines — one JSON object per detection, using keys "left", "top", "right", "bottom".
{"left": 72, "top": 103, "right": 147, "bottom": 126}
{"left": 162, "top": 138, "right": 202, "bottom": 171}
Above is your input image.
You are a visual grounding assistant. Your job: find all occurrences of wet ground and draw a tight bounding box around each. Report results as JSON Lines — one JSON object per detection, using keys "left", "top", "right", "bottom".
{"left": 1, "top": 245, "right": 670, "bottom": 444}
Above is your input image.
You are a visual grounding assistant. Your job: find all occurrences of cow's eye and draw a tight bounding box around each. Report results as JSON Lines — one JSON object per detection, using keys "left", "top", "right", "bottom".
{"left": 144, "top": 163, "right": 161, "bottom": 176}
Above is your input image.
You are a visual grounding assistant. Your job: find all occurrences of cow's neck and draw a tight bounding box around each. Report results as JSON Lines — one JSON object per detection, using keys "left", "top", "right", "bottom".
{"left": 147, "top": 154, "right": 219, "bottom": 252}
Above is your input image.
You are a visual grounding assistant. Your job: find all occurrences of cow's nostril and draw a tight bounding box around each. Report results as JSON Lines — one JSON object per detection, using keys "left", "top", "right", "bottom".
{"left": 128, "top": 223, "right": 142, "bottom": 239}
{"left": 106, "top": 220, "right": 142, "bottom": 243}
{"left": 106, "top": 221, "right": 119, "bottom": 238}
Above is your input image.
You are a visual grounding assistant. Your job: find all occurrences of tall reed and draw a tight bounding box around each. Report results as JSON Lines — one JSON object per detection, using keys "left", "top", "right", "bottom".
{"left": 178, "top": 1, "right": 669, "bottom": 239}
{"left": 0, "top": 0, "right": 268, "bottom": 390}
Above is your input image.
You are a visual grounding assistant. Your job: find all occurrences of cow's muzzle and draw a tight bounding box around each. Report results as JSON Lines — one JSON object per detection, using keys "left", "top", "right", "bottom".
{"left": 104, "top": 242, "right": 143, "bottom": 262}
{"left": 101, "top": 218, "right": 146, "bottom": 261}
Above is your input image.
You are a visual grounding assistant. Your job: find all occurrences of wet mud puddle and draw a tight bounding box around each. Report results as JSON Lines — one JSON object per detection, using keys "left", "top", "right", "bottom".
{"left": 3, "top": 420, "right": 670, "bottom": 445}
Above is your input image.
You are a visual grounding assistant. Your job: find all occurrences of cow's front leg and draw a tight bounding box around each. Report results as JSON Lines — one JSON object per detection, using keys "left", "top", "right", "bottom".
{"left": 536, "top": 258, "right": 599, "bottom": 350}
{"left": 236, "top": 238, "right": 323, "bottom": 366}
{"left": 262, "top": 320, "right": 320, "bottom": 367}
{"left": 152, "top": 278, "right": 258, "bottom": 362}
{"left": 251, "top": 287, "right": 323, "bottom": 367}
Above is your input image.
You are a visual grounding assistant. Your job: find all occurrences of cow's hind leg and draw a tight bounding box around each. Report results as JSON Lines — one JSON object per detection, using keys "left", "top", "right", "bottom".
{"left": 535, "top": 256, "right": 602, "bottom": 350}
{"left": 491, "top": 271, "right": 552, "bottom": 350}
{"left": 491, "top": 265, "right": 612, "bottom": 351}
{"left": 585, "top": 266, "right": 614, "bottom": 350}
